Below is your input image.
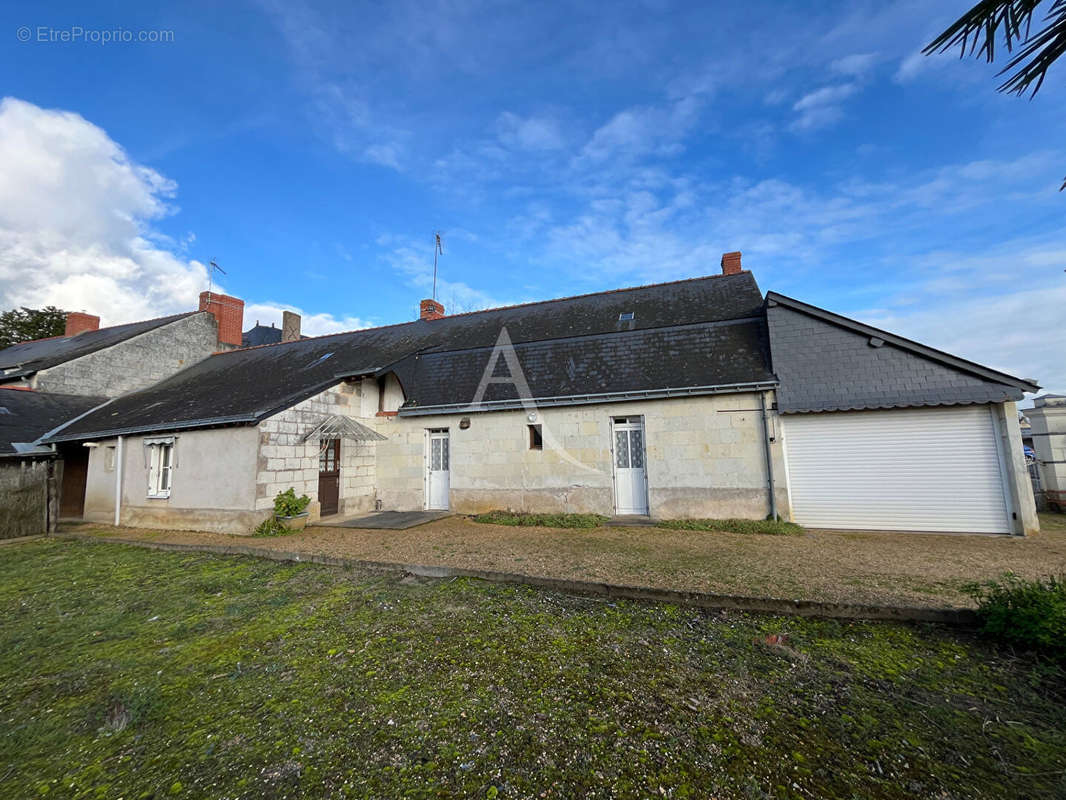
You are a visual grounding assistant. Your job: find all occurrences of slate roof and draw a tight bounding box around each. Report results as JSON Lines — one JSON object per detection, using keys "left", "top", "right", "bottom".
{"left": 47, "top": 272, "right": 773, "bottom": 441}
{"left": 242, "top": 323, "right": 283, "bottom": 348}
{"left": 766, "top": 292, "right": 1039, "bottom": 413}
{"left": 0, "top": 389, "right": 106, "bottom": 456}
{"left": 0, "top": 313, "right": 196, "bottom": 381}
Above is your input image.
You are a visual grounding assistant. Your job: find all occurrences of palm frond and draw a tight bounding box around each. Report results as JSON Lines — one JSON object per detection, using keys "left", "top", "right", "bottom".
{"left": 923, "top": 0, "right": 1066, "bottom": 97}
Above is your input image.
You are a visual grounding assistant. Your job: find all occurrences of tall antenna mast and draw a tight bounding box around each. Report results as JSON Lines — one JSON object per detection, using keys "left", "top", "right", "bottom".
{"left": 207, "top": 258, "right": 226, "bottom": 298}
{"left": 432, "top": 232, "right": 443, "bottom": 301}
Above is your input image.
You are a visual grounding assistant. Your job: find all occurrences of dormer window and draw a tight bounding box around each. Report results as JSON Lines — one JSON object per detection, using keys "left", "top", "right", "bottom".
{"left": 618, "top": 312, "right": 635, "bottom": 321}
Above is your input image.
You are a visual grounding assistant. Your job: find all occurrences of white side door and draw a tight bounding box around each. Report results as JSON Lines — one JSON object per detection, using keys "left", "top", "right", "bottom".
{"left": 613, "top": 416, "right": 648, "bottom": 515}
{"left": 426, "top": 429, "right": 450, "bottom": 510}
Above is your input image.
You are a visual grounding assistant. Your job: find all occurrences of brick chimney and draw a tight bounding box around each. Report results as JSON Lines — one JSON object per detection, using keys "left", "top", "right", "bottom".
{"left": 721, "top": 251, "right": 743, "bottom": 275}
{"left": 198, "top": 291, "right": 245, "bottom": 348}
{"left": 282, "top": 310, "right": 301, "bottom": 342}
{"left": 420, "top": 299, "right": 445, "bottom": 321}
{"left": 65, "top": 312, "right": 100, "bottom": 337}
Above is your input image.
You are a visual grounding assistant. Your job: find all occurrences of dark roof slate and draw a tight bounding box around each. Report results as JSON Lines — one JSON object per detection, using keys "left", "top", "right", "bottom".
{"left": 396, "top": 318, "right": 774, "bottom": 412}
{"left": 49, "top": 272, "right": 770, "bottom": 440}
{"left": 0, "top": 313, "right": 196, "bottom": 380}
{"left": 0, "top": 389, "right": 106, "bottom": 456}
{"left": 242, "top": 324, "right": 283, "bottom": 348}
{"left": 766, "top": 293, "right": 1038, "bottom": 413}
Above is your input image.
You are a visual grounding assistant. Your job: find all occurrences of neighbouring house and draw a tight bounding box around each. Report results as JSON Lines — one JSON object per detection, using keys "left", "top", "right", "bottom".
{"left": 1026, "top": 395, "right": 1066, "bottom": 512}
{"left": 0, "top": 387, "right": 104, "bottom": 537}
{"left": 243, "top": 311, "right": 303, "bottom": 348}
{"left": 0, "top": 291, "right": 249, "bottom": 532}
{"left": 41, "top": 253, "right": 1040, "bottom": 536}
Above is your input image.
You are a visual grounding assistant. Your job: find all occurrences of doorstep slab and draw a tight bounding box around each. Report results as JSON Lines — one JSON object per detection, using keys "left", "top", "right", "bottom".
{"left": 312, "top": 511, "right": 453, "bottom": 530}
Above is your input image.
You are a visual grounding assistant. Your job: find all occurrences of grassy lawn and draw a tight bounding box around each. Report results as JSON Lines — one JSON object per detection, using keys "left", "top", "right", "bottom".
{"left": 2, "top": 539, "right": 1064, "bottom": 799}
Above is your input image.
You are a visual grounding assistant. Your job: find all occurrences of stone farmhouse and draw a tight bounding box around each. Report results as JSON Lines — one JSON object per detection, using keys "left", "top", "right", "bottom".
{"left": 6, "top": 252, "right": 1038, "bottom": 538}
{"left": 0, "top": 291, "right": 302, "bottom": 535}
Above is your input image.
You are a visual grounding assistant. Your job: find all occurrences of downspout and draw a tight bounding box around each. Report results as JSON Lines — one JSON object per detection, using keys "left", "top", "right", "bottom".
{"left": 114, "top": 435, "right": 123, "bottom": 527}
{"left": 759, "top": 391, "right": 778, "bottom": 521}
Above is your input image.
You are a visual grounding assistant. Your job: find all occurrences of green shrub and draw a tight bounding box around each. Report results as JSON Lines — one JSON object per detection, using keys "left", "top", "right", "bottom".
{"left": 253, "top": 517, "right": 289, "bottom": 537}
{"left": 273, "top": 488, "right": 311, "bottom": 518}
{"left": 964, "top": 573, "right": 1066, "bottom": 661}
{"left": 657, "top": 518, "right": 804, "bottom": 536}
{"left": 472, "top": 511, "right": 609, "bottom": 529}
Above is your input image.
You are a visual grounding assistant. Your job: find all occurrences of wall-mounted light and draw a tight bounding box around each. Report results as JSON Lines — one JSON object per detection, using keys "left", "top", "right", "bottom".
{"left": 527, "top": 412, "right": 537, "bottom": 423}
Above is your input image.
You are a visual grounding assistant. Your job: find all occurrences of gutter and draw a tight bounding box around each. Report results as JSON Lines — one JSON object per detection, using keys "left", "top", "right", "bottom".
{"left": 44, "top": 413, "right": 259, "bottom": 444}
{"left": 398, "top": 381, "right": 780, "bottom": 417}
{"left": 759, "top": 391, "right": 778, "bottom": 521}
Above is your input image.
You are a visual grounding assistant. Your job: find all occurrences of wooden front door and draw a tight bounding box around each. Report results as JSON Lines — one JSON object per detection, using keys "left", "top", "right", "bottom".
{"left": 59, "top": 444, "right": 88, "bottom": 518}
{"left": 318, "top": 439, "right": 340, "bottom": 517}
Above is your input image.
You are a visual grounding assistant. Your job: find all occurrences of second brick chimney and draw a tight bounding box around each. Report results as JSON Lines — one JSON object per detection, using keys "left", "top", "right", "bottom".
{"left": 65, "top": 312, "right": 100, "bottom": 337}
{"left": 721, "top": 251, "right": 743, "bottom": 276}
{"left": 420, "top": 299, "right": 445, "bottom": 321}
{"left": 199, "top": 291, "right": 245, "bottom": 348}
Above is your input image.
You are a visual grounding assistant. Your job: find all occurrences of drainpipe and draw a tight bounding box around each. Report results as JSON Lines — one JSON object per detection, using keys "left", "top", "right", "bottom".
{"left": 114, "top": 435, "right": 123, "bottom": 527}
{"left": 759, "top": 392, "right": 778, "bottom": 521}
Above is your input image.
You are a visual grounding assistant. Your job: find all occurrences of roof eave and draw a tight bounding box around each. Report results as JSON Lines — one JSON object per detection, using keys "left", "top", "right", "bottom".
{"left": 44, "top": 414, "right": 260, "bottom": 444}
{"left": 398, "top": 380, "right": 779, "bottom": 417}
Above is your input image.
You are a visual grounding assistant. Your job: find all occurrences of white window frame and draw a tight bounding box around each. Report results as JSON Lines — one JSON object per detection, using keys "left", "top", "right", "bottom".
{"left": 145, "top": 437, "right": 175, "bottom": 499}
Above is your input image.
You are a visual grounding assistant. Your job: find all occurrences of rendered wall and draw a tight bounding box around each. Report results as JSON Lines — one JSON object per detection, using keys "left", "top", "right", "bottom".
{"left": 84, "top": 428, "right": 261, "bottom": 533}
{"left": 33, "top": 313, "right": 219, "bottom": 398}
{"left": 376, "top": 392, "right": 788, "bottom": 520}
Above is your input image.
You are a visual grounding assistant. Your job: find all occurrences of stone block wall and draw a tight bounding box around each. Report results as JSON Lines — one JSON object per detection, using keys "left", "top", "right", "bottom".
{"left": 34, "top": 313, "right": 219, "bottom": 398}
{"left": 375, "top": 392, "right": 788, "bottom": 519}
{"left": 255, "top": 380, "right": 378, "bottom": 516}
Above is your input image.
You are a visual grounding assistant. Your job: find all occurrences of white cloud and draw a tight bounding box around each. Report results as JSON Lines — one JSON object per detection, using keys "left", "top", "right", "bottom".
{"left": 578, "top": 97, "right": 701, "bottom": 164}
{"left": 830, "top": 52, "right": 878, "bottom": 77}
{"left": 0, "top": 97, "right": 370, "bottom": 340}
{"left": 894, "top": 50, "right": 930, "bottom": 83}
{"left": 243, "top": 302, "right": 372, "bottom": 337}
{"left": 0, "top": 97, "right": 208, "bottom": 323}
{"left": 496, "top": 112, "right": 565, "bottom": 151}
{"left": 790, "top": 83, "right": 858, "bottom": 131}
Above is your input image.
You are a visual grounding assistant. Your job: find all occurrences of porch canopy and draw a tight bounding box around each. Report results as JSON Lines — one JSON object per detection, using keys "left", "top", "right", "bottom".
{"left": 300, "top": 415, "right": 387, "bottom": 444}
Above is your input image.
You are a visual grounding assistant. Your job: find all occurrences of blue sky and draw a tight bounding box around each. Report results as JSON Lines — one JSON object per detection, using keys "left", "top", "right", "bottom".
{"left": 0, "top": 0, "right": 1063, "bottom": 394}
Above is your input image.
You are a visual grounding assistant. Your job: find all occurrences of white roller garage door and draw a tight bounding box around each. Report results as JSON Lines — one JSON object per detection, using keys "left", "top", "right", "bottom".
{"left": 782, "top": 406, "right": 1012, "bottom": 533}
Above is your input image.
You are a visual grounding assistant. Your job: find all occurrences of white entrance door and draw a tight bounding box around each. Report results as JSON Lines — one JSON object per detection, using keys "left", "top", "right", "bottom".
{"left": 783, "top": 406, "right": 1012, "bottom": 533}
{"left": 426, "top": 429, "right": 450, "bottom": 510}
{"left": 613, "top": 416, "right": 648, "bottom": 515}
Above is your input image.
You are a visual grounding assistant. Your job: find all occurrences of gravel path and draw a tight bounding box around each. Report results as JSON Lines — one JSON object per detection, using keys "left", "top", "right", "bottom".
{"left": 59, "top": 514, "right": 1066, "bottom": 608}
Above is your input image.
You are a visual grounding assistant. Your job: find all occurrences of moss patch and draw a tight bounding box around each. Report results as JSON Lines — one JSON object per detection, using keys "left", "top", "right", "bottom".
{"left": 4, "top": 539, "right": 1064, "bottom": 799}
{"left": 657, "top": 517, "right": 804, "bottom": 535}
{"left": 472, "top": 510, "right": 610, "bottom": 528}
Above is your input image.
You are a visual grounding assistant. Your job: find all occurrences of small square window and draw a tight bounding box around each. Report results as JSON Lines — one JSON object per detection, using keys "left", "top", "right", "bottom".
{"left": 528, "top": 424, "right": 543, "bottom": 450}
